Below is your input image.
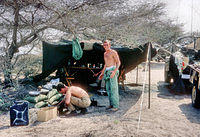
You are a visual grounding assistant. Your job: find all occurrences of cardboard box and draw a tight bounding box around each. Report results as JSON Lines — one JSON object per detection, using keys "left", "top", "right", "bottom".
{"left": 37, "top": 106, "right": 57, "bottom": 122}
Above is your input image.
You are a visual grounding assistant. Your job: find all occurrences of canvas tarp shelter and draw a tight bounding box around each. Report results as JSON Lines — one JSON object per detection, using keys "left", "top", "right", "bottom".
{"left": 33, "top": 40, "right": 156, "bottom": 86}
{"left": 34, "top": 40, "right": 104, "bottom": 82}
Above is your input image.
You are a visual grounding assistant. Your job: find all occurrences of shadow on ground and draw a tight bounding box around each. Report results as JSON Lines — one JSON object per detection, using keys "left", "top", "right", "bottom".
{"left": 59, "top": 84, "right": 142, "bottom": 119}
{"left": 179, "top": 103, "right": 200, "bottom": 124}
{"left": 0, "top": 84, "right": 142, "bottom": 127}
{"left": 156, "top": 81, "right": 200, "bottom": 124}
{"left": 0, "top": 126, "right": 10, "bottom": 130}
{"left": 157, "top": 81, "right": 191, "bottom": 100}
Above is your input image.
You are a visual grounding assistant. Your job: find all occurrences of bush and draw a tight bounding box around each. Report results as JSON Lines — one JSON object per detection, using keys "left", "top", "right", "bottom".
{"left": 13, "top": 54, "right": 42, "bottom": 79}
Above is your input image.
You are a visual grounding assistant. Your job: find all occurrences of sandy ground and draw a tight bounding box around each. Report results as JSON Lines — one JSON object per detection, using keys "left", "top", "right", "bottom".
{"left": 1, "top": 62, "right": 200, "bottom": 137}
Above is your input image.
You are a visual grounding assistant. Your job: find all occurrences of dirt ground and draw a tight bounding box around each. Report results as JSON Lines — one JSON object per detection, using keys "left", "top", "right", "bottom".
{"left": 1, "top": 62, "right": 200, "bottom": 137}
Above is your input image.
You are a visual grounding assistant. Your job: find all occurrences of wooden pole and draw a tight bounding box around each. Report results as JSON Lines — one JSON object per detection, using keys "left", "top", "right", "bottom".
{"left": 136, "top": 66, "right": 138, "bottom": 84}
{"left": 148, "top": 43, "right": 151, "bottom": 109}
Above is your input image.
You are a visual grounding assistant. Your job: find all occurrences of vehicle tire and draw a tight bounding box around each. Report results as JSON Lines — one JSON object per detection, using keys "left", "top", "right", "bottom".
{"left": 165, "top": 70, "right": 171, "bottom": 83}
{"left": 191, "top": 85, "right": 200, "bottom": 108}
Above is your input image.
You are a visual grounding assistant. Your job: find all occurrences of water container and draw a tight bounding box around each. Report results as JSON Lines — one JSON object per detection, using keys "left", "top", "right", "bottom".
{"left": 10, "top": 101, "right": 29, "bottom": 126}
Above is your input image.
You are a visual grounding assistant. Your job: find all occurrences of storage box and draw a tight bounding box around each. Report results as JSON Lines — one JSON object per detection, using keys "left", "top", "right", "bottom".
{"left": 37, "top": 106, "right": 57, "bottom": 122}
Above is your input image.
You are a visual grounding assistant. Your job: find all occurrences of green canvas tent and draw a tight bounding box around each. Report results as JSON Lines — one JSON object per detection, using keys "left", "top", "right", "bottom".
{"left": 33, "top": 40, "right": 156, "bottom": 87}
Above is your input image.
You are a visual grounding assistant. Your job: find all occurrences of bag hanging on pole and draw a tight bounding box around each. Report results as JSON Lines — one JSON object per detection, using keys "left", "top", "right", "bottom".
{"left": 72, "top": 37, "right": 83, "bottom": 60}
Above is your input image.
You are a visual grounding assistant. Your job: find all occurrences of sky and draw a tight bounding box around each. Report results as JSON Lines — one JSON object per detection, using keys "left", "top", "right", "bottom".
{"left": 162, "top": 0, "right": 200, "bottom": 33}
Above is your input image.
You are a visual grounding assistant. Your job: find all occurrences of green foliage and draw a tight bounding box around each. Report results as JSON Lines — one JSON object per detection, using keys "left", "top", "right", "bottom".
{"left": 114, "top": 120, "right": 119, "bottom": 124}
{"left": 0, "top": 94, "right": 13, "bottom": 111}
{"left": 146, "top": 21, "right": 181, "bottom": 45}
{"left": 76, "top": 1, "right": 183, "bottom": 47}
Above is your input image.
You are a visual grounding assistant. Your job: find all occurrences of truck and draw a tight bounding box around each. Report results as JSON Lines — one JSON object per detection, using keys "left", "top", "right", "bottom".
{"left": 164, "top": 36, "right": 200, "bottom": 108}
{"left": 188, "top": 64, "right": 200, "bottom": 108}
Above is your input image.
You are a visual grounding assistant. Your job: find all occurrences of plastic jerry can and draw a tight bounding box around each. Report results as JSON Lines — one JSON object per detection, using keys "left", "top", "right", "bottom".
{"left": 10, "top": 101, "right": 29, "bottom": 126}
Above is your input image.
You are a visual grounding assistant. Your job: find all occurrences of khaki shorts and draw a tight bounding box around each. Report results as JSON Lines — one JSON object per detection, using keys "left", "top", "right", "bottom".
{"left": 68, "top": 96, "right": 91, "bottom": 111}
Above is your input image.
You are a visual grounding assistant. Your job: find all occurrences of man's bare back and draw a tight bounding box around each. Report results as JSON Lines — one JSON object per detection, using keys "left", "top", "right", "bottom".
{"left": 68, "top": 86, "right": 89, "bottom": 98}
{"left": 57, "top": 83, "right": 91, "bottom": 112}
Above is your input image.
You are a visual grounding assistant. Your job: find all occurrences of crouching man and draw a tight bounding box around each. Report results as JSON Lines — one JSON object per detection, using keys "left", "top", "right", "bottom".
{"left": 57, "top": 83, "right": 91, "bottom": 114}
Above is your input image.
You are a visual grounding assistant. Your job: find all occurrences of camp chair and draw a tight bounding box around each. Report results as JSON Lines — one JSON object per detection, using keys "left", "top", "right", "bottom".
{"left": 63, "top": 67, "right": 74, "bottom": 86}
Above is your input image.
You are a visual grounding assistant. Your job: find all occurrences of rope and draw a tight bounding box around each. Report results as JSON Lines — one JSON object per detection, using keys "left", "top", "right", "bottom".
{"left": 154, "top": 43, "right": 182, "bottom": 62}
{"left": 137, "top": 44, "right": 151, "bottom": 133}
{"left": 156, "top": 44, "right": 173, "bottom": 56}
{"left": 156, "top": 54, "right": 167, "bottom": 62}
{"left": 136, "top": 42, "right": 186, "bottom": 132}
{"left": 155, "top": 43, "right": 188, "bottom": 62}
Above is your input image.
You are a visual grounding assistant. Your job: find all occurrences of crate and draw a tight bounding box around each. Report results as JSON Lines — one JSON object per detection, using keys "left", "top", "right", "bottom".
{"left": 37, "top": 106, "right": 57, "bottom": 122}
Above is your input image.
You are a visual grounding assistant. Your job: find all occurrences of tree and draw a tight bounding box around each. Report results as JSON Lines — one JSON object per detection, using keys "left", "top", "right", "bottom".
{"left": 0, "top": 0, "right": 109, "bottom": 85}
{"left": 59, "top": 0, "right": 183, "bottom": 46}
{"left": 0, "top": 0, "right": 183, "bottom": 85}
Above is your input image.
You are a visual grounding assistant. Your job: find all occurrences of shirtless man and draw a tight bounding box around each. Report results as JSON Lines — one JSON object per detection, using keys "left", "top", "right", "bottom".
{"left": 57, "top": 83, "right": 91, "bottom": 114}
{"left": 99, "top": 40, "right": 121, "bottom": 111}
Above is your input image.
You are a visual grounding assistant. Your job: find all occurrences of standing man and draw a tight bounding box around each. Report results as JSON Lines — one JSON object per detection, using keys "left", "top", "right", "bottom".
{"left": 99, "top": 40, "right": 121, "bottom": 112}
{"left": 57, "top": 83, "right": 91, "bottom": 114}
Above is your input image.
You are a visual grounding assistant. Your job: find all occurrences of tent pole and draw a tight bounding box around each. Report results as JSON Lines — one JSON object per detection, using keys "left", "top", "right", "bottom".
{"left": 136, "top": 66, "right": 139, "bottom": 84}
{"left": 148, "top": 43, "right": 151, "bottom": 109}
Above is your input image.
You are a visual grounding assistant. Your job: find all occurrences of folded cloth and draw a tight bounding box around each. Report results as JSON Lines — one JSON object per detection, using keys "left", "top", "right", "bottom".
{"left": 103, "top": 66, "right": 119, "bottom": 109}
